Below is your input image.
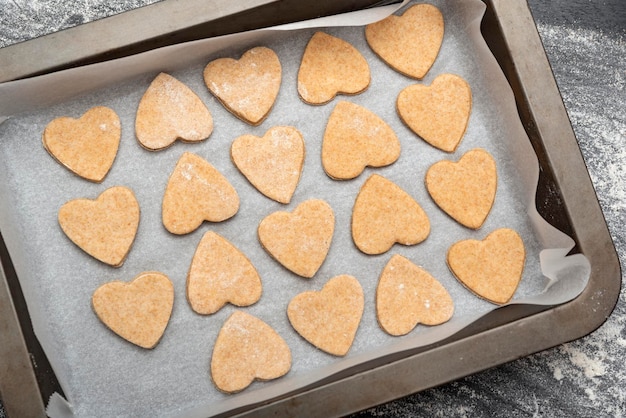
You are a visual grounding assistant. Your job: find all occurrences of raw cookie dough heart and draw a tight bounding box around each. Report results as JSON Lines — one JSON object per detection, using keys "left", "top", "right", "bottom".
{"left": 376, "top": 254, "right": 454, "bottom": 336}
{"left": 231, "top": 126, "right": 305, "bottom": 204}
{"left": 365, "top": 3, "right": 444, "bottom": 79}
{"left": 203, "top": 46, "right": 281, "bottom": 125}
{"left": 211, "top": 310, "right": 291, "bottom": 393}
{"left": 135, "top": 72, "right": 214, "bottom": 151}
{"left": 426, "top": 148, "right": 497, "bottom": 229}
{"left": 187, "top": 231, "right": 262, "bottom": 315}
{"left": 58, "top": 186, "right": 139, "bottom": 267}
{"left": 162, "top": 152, "right": 239, "bottom": 235}
{"left": 43, "top": 106, "right": 120, "bottom": 182}
{"left": 322, "top": 101, "right": 400, "bottom": 180}
{"left": 447, "top": 228, "right": 525, "bottom": 305}
{"left": 258, "top": 199, "right": 334, "bottom": 278}
{"left": 297, "top": 31, "right": 370, "bottom": 105}
{"left": 287, "top": 274, "right": 364, "bottom": 356}
{"left": 352, "top": 174, "right": 430, "bottom": 255}
{"left": 92, "top": 271, "right": 174, "bottom": 349}
{"left": 397, "top": 73, "right": 472, "bottom": 152}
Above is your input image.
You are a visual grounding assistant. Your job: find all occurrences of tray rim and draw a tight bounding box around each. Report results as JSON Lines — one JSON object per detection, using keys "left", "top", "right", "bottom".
{"left": 0, "top": 0, "right": 620, "bottom": 416}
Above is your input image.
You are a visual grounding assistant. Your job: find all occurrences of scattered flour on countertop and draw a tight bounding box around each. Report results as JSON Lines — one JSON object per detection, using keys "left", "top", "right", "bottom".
{"left": 0, "top": 0, "right": 162, "bottom": 48}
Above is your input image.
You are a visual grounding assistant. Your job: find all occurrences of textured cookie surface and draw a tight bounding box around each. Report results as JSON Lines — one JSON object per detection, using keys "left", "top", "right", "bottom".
{"left": 297, "top": 31, "right": 370, "bottom": 105}
{"left": 203, "top": 46, "right": 281, "bottom": 125}
{"left": 287, "top": 274, "right": 364, "bottom": 356}
{"left": 397, "top": 73, "right": 471, "bottom": 152}
{"left": 322, "top": 101, "right": 400, "bottom": 180}
{"left": 258, "top": 199, "right": 334, "bottom": 278}
{"left": 58, "top": 186, "right": 139, "bottom": 267}
{"left": 43, "top": 106, "right": 120, "bottom": 182}
{"left": 187, "top": 231, "right": 261, "bottom": 315}
{"left": 135, "top": 72, "right": 214, "bottom": 151}
{"left": 366, "top": 4, "right": 444, "bottom": 79}
{"left": 231, "top": 126, "right": 305, "bottom": 204}
{"left": 92, "top": 271, "right": 174, "bottom": 349}
{"left": 162, "top": 152, "right": 239, "bottom": 235}
{"left": 447, "top": 228, "right": 525, "bottom": 305}
{"left": 426, "top": 148, "right": 497, "bottom": 229}
{"left": 352, "top": 174, "right": 430, "bottom": 255}
{"left": 211, "top": 311, "right": 291, "bottom": 393}
{"left": 376, "top": 254, "right": 453, "bottom": 336}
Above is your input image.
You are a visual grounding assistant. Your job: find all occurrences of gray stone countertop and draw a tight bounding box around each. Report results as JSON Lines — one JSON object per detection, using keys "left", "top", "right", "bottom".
{"left": 0, "top": 0, "right": 624, "bottom": 416}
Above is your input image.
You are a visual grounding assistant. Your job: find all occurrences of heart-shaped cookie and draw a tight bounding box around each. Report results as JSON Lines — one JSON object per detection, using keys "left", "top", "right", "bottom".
{"left": 58, "top": 186, "right": 140, "bottom": 267}
{"left": 187, "top": 231, "right": 262, "bottom": 315}
{"left": 287, "top": 274, "right": 364, "bottom": 356}
{"left": 92, "top": 271, "right": 174, "bottom": 349}
{"left": 231, "top": 126, "right": 305, "bottom": 204}
{"left": 426, "top": 148, "right": 497, "bottom": 229}
{"left": 322, "top": 101, "right": 400, "bottom": 180}
{"left": 397, "top": 73, "right": 472, "bottom": 152}
{"left": 365, "top": 4, "right": 444, "bottom": 79}
{"left": 258, "top": 199, "right": 334, "bottom": 278}
{"left": 447, "top": 228, "right": 525, "bottom": 305}
{"left": 43, "top": 106, "right": 120, "bottom": 182}
{"left": 135, "top": 72, "right": 214, "bottom": 151}
{"left": 162, "top": 152, "right": 239, "bottom": 235}
{"left": 203, "top": 46, "right": 281, "bottom": 125}
{"left": 376, "top": 254, "right": 454, "bottom": 336}
{"left": 352, "top": 174, "right": 430, "bottom": 255}
{"left": 297, "top": 31, "right": 370, "bottom": 105}
{"left": 211, "top": 310, "right": 291, "bottom": 393}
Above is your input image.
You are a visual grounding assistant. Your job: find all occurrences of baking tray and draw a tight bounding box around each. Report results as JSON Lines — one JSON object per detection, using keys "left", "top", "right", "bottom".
{"left": 0, "top": 0, "right": 620, "bottom": 416}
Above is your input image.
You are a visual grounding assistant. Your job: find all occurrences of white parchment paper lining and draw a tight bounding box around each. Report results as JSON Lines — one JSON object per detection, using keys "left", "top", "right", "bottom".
{"left": 0, "top": 1, "right": 590, "bottom": 417}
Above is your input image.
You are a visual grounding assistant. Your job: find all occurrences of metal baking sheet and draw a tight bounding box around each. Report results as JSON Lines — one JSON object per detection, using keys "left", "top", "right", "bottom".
{"left": 0, "top": 0, "right": 619, "bottom": 417}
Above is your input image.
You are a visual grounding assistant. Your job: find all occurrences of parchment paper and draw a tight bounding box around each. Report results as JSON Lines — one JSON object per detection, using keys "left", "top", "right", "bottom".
{"left": 0, "top": 1, "right": 590, "bottom": 417}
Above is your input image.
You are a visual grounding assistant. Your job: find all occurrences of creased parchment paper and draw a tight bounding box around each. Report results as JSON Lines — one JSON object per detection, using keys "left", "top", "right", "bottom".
{"left": 0, "top": 1, "right": 590, "bottom": 416}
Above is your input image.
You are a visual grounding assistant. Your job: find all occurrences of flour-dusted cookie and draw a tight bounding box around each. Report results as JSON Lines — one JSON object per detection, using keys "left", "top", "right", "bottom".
{"left": 297, "top": 31, "right": 370, "bottom": 105}
{"left": 203, "top": 46, "right": 281, "bottom": 125}
{"left": 58, "top": 186, "right": 139, "bottom": 267}
{"left": 352, "top": 174, "right": 430, "bottom": 255}
{"left": 258, "top": 199, "right": 334, "bottom": 278}
{"left": 211, "top": 310, "right": 291, "bottom": 393}
{"left": 135, "top": 72, "right": 214, "bottom": 151}
{"left": 287, "top": 275, "right": 364, "bottom": 356}
{"left": 322, "top": 101, "right": 400, "bottom": 180}
{"left": 162, "top": 152, "right": 239, "bottom": 235}
{"left": 187, "top": 231, "right": 261, "bottom": 315}
{"left": 447, "top": 228, "right": 525, "bottom": 305}
{"left": 231, "top": 126, "right": 305, "bottom": 204}
{"left": 43, "top": 106, "right": 120, "bottom": 182}
{"left": 366, "top": 3, "right": 444, "bottom": 79}
{"left": 376, "top": 255, "right": 453, "bottom": 336}
{"left": 426, "top": 148, "right": 497, "bottom": 229}
{"left": 397, "top": 73, "right": 472, "bottom": 152}
{"left": 92, "top": 271, "right": 174, "bottom": 349}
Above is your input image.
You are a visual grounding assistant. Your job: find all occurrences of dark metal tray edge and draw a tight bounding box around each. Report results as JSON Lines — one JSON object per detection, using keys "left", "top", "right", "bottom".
{"left": 0, "top": 0, "right": 620, "bottom": 416}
